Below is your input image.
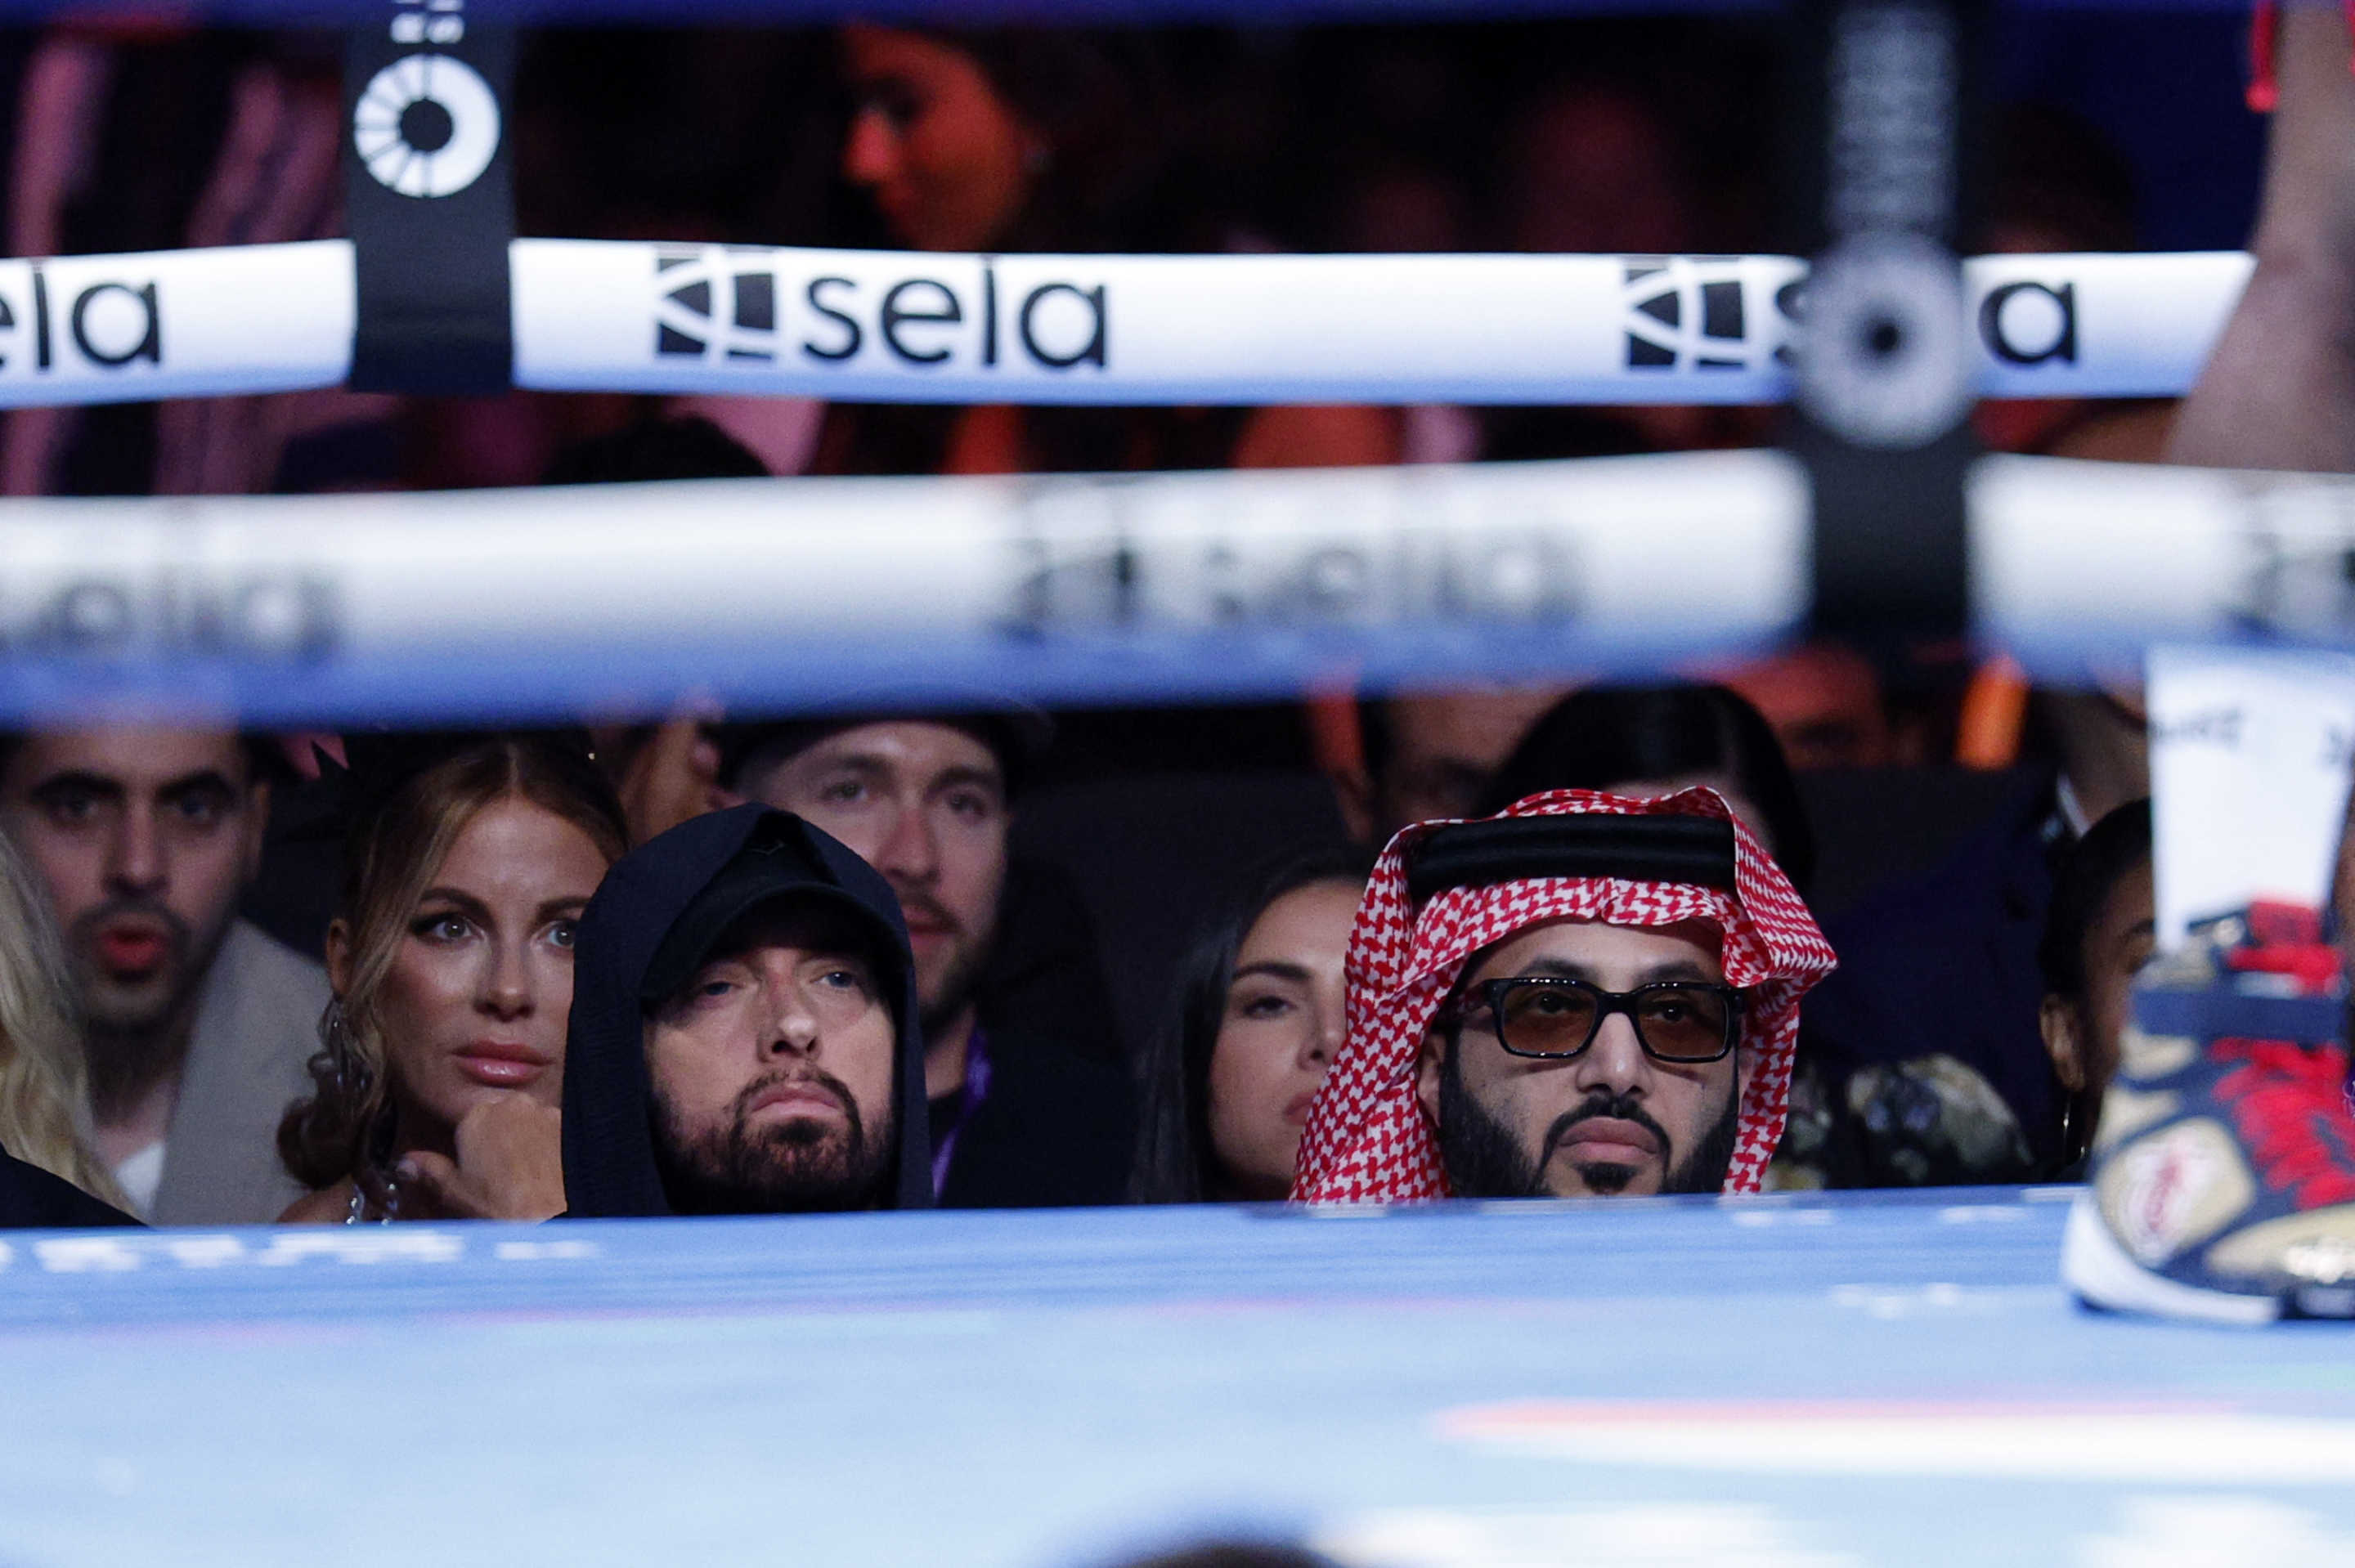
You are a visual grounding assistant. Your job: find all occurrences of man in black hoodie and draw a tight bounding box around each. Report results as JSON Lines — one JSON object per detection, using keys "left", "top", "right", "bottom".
{"left": 563, "top": 804, "right": 933, "bottom": 1216}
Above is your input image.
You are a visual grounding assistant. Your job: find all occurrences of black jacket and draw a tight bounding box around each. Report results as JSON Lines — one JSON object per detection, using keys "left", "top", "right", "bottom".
{"left": 562, "top": 805, "right": 934, "bottom": 1216}
{"left": 1800, "top": 778, "right": 2068, "bottom": 1170}
{"left": 937, "top": 1026, "right": 1133, "bottom": 1208}
{"left": 0, "top": 1145, "right": 135, "bottom": 1230}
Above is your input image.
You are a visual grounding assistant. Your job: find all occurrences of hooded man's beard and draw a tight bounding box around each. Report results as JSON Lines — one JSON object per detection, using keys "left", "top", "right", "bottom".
{"left": 653, "top": 1066, "right": 896, "bottom": 1215}
{"left": 1436, "top": 1042, "right": 1741, "bottom": 1198}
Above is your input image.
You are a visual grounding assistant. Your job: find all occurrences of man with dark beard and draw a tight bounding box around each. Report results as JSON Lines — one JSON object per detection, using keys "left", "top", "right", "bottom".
{"left": 721, "top": 713, "right": 1132, "bottom": 1207}
{"left": 0, "top": 727, "right": 325, "bottom": 1223}
{"left": 1429, "top": 920, "right": 1748, "bottom": 1198}
{"left": 563, "top": 804, "right": 933, "bottom": 1217}
{"left": 1294, "top": 788, "right": 1835, "bottom": 1203}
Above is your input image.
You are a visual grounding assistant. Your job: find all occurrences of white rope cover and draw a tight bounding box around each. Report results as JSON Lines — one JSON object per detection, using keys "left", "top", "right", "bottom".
{"left": 0, "top": 240, "right": 2250, "bottom": 408}
{"left": 0, "top": 453, "right": 1802, "bottom": 724}
{"left": 0, "top": 449, "right": 2339, "bottom": 725}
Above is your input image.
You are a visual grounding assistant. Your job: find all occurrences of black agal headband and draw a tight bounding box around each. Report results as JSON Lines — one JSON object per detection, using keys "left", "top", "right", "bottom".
{"left": 1404, "top": 813, "right": 1739, "bottom": 906}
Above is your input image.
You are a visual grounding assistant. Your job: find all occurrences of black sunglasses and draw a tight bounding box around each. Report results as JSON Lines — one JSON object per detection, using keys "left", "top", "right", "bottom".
{"left": 1442, "top": 976, "right": 1742, "bottom": 1064}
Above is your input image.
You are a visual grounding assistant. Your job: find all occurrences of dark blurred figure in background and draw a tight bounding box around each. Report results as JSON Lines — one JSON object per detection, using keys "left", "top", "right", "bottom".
{"left": 1474, "top": 683, "right": 1817, "bottom": 890}
{"left": 1, "top": 29, "right": 409, "bottom": 498}
{"left": 724, "top": 712, "right": 1133, "bottom": 1207}
{"left": 1132, "top": 848, "right": 1366, "bottom": 1203}
{"left": 839, "top": 25, "right": 1167, "bottom": 255}
{"left": 1104, "top": 1547, "right": 1339, "bottom": 1568}
{"left": 540, "top": 418, "right": 769, "bottom": 488}
{"left": 1328, "top": 682, "right": 1573, "bottom": 846}
{"left": 0, "top": 727, "right": 326, "bottom": 1223}
{"left": 1708, "top": 643, "right": 1904, "bottom": 773}
{"left": 2034, "top": 800, "right": 2152, "bottom": 1174}
{"left": 1774, "top": 796, "right": 2150, "bottom": 1188}
{"left": 277, "top": 736, "right": 626, "bottom": 1224}
{"left": 824, "top": 25, "right": 1402, "bottom": 475}
{"left": 1973, "top": 103, "right": 2174, "bottom": 464}
{"left": 1790, "top": 688, "right": 2148, "bottom": 1184}
{"left": 1477, "top": 61, "right": 1773, "bottom": 460}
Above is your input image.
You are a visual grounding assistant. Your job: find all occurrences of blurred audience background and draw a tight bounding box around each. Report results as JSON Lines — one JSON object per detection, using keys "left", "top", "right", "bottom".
{"left": 0, "top": 8, "right": 2225, "bottom": 1212}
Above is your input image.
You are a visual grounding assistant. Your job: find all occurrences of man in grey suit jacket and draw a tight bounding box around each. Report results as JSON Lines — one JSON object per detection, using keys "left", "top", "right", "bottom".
{"left": 0, "top": 728, "right": 325, "bottom": 1224}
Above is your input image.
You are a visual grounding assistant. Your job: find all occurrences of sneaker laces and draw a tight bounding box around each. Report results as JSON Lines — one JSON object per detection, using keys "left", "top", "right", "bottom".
{"left": 2214, "top": 1038, "right": 2355, "bottom": 1209}
{"left": 2248, "top": 0, "right": 2355, "bottom": 113}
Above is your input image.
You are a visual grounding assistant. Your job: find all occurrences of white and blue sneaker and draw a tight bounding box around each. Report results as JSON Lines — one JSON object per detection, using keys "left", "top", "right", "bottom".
{"left": 2062, "top": 919, "right": 2355, "bottom": 1324}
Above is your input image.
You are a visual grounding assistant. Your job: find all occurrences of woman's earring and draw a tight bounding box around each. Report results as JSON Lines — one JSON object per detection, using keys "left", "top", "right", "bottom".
{"left": 325, "top": 1000, "right": 370, "bottom": 1096}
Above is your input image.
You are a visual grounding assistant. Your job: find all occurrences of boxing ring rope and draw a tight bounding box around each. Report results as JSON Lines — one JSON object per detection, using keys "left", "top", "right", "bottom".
{"left": 0, "top": 450, "right": 2339, "bottom": 726}
{"left": 0, "top": 240, "right": 2247, "bottom": 408}
{"left": 0, "top": 0, "right": 2260, "bottom": 18}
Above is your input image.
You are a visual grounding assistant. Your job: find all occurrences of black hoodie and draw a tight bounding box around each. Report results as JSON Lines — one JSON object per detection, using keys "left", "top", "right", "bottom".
{"left": 561, "top": 805, "right": 934, "bottom": 1216}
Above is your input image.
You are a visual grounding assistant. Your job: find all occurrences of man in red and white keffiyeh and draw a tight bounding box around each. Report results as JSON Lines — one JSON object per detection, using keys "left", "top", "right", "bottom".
{"left": 1294, "top": 787, "right": 1836, "bottom": 1203}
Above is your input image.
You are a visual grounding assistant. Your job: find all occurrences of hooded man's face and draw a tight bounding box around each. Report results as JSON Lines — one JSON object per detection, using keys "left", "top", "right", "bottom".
{"left": 644, "top": 904, "right": 899, "bottom": 1213}
{"left": 1417, "top": 917, "right": 1748, "bottom": 1198}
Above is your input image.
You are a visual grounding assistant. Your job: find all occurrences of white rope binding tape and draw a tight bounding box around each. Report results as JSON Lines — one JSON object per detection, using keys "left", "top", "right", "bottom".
{"left": 0, "top": 240, "right": 2253, "bottom": 408}
{"left": 0, "top": 450, "right": 2347, "bottom": 724}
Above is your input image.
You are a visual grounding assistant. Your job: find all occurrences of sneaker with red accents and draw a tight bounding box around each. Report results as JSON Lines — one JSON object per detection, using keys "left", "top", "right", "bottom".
{"left": 2062, "top": 908, "right": 2355, "bottom": 1324}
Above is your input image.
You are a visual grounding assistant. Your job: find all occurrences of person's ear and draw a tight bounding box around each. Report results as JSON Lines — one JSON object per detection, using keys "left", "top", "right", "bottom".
{"left": 1736, "top": 1034, "right": 1756, "bottom": 1100}
{"left": 2040, "top": 995, "right": 2088, "bottom": 1093}
{"left": 1329, "top": 764, "right": 1379, "bottom": 847}
{"left": 1416, "top": 1028, "right": 1448, "bottom": 1127}
{"left": 241, "top": 778, "right": 272, "bottom": 881}
{"left": 325, "top": 917, "right": 355, "bottom": 1000}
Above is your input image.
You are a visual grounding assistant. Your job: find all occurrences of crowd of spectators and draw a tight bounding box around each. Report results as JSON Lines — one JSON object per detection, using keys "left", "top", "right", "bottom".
{"left": 0, "top": 670, "right": 2167, "bottom": 1225}
{"left": 0, "top": 12, "right": 2289, "bottom": 1227}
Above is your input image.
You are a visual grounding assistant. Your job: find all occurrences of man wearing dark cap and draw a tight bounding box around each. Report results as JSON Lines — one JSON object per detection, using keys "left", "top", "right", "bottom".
{"left": 563, "top": 804, "right": 933, "bottom": 1216}
{"left": 721, "top": 715, "right": 1133, "bottom": 1208}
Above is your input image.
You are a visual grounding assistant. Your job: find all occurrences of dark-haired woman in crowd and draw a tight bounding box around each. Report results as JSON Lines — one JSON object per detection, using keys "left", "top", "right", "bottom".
{"left": 278, "top": 737, "right": 628, "bottom": 1223}
{"left": 1476, "top": 682, "right": 1817, "bottom": 888}
{"left": 1133, "top": 850, "right": 1369, "bottom": 1203}
{"left": 2035, "top": 800, "right": 2153, "bottom": 1172}
{"left": 823, "top": 25, "right": 1402, "bottom": 476}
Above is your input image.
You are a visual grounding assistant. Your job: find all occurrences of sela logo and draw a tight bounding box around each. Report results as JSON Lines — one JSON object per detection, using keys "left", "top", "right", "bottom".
{"left": 1978, "top": 279, "right": 2076, "bottom": 367}
{"left": 653, "top": 249, "right": 1108, "bottom": 374}
{"left": 654, "top": 252, "right": 778, "bottom": 363}
{"left": 1619, "top": 258, "right": 1796, "bottom": 374}
{"left": 1001, "top": 500, "right": 1576, "bottom": 638}
{"left": 0, "top": 265, "right": 161, "bottom": 375}
{"left": 0, "top": 562, "right": 338, "bottom": 662}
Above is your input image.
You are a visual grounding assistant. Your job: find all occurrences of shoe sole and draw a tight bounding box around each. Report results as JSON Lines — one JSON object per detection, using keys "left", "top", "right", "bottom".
{"left": 2061, "top": 1191, "right": 2281, "bottom": 1327}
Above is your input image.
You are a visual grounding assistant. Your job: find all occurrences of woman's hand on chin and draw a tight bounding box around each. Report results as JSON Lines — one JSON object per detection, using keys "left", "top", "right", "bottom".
{"left": 396, "top": 1098, "right": 567, "bottom": 1221}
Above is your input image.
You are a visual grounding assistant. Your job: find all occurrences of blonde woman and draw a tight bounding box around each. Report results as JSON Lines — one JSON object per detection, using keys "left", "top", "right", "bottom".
{"left": 278, "top": 734, "right": 626, "bottom": 1223}
{"left": 0, "top": 830, "right": 132, "bottom": 1226}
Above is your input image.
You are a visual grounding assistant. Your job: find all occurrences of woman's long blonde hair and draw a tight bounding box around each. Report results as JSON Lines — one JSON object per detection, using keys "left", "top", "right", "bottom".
{"left": 276, "top": 737, "right": 627, "bottom": 1191}
{"left": 0, "top": 831, "right": 126, "bottom": 1206}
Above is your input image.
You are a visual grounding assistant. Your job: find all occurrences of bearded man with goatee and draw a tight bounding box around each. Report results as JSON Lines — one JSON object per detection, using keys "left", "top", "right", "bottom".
{"left": 1294, "top": 788, "right": 1836, "bottom": 1205}
{"left": 563, "top": 805, "right": 935, "bottom": 1219}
